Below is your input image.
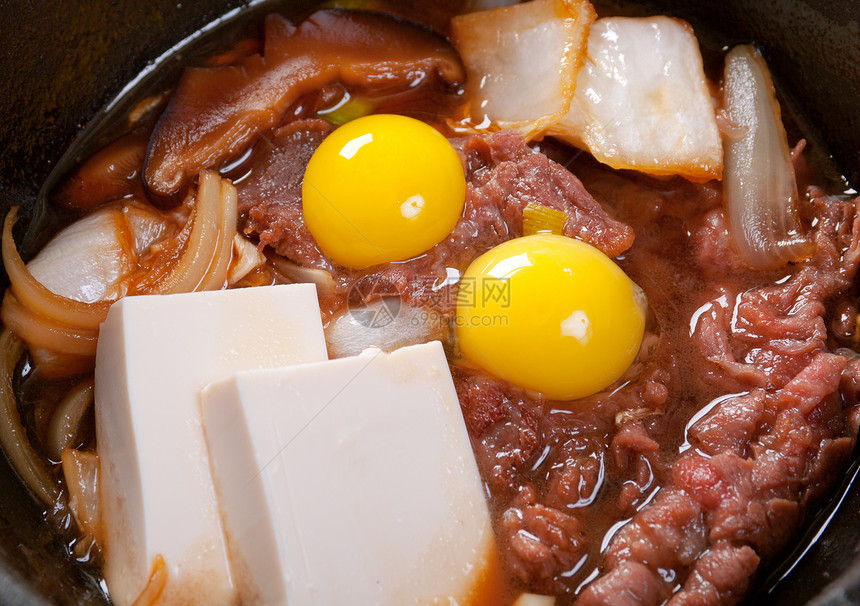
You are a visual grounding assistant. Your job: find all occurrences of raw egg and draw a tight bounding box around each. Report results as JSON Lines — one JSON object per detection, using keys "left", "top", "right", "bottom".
{"left": 302, "top": 114, "right": 466, "bottom": 269}
{"left": 456, "top": 234, "right": 646, "bottom": 400}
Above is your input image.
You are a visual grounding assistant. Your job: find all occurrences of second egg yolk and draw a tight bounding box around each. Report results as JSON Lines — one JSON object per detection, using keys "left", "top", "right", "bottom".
{"left": 302, "top": 114, "right": 466, "bottom": 269}
{"left": 457, "top": 235, "right": 647, "bottom": 401}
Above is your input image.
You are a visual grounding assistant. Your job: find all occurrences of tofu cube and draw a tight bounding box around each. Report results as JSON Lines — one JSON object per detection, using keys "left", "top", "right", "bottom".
{"left": 201, "top": 341, "right": 496, "bottom": 606}
{"left": 94, "top": 284, "right": 328, "bottom": 605}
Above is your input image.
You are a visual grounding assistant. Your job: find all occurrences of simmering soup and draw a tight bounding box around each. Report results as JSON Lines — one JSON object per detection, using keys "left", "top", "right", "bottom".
{"left": 1, "top": 1, "right": 858, "bottom": 605}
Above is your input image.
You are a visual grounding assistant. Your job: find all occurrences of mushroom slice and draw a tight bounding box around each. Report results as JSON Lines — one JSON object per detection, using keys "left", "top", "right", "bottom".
{"left": 144, "top": 10, "right": 465, "bottom": 202}
{"left": 550, "top": 17, "right": 722, "bottom": 180}
{"left": 451, "top": 0, "right": 595, "bottom": 139}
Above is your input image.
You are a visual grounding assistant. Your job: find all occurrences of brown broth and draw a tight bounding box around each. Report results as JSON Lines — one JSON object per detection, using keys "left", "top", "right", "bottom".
{"left": 6, "top": 1, "right": 858, "bottom": 605}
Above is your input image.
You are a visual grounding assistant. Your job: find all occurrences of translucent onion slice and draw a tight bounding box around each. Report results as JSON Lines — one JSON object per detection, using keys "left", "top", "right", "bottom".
{"left": 49, "top": 379, "right": 94, "bottom": 461}
{"left": 197, "top": 177, "right": 238, "bottom": 291}
{"left": 1, "top": 293, "right": 98, "bottom": 356}
{"left": 28, "top": 347, "right": 94, "bottom": 380}
{"left": 228, "top": 234, "right": 265, "bottom": 285}
{"left": 269, "top": 255, "right": 336, "bottom": 299}
{"left": 123, "top": 199, "right": 172, "bottom": 258}
{"left": 26, "top": 207, "right": 133, "bottom": 304}
{"left": 60, "top": 448, "right": 102, "bottom": 544}
{"left": 150, "top": 171, "right": 223, "bottom": 293}
{"left": 2, "top": 208, "right": 110, "bottom": 330}
{"left": 451, "top": 0, "right": 595, "bottom": 139}
{"left": 549, "top": 17, "right": 722, "bottom": 180}
{"left": 722, "top": 45, "right": 813, "bottom": 269}
{"left": 131, "top": 555, "right": 168, "bottom": 606}
{"left": 0, "top": 329, "right": 61, "bottom": 506}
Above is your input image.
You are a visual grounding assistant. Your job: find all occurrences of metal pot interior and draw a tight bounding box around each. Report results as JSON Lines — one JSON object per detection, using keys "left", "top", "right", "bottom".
{"left": 0, "top": 1, "right": 857, "bottom": 604}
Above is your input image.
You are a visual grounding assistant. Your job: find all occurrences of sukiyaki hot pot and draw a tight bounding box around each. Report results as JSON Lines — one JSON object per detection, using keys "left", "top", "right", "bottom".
{"left": 0, "top": 0, "right": 859, "bottom": 605}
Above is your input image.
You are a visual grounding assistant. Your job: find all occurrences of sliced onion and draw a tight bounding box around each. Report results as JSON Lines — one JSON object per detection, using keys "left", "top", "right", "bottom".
{"left": 1, "top": 293, "right": 98, "bottom": 356}
{"left": 269, "top": 255, "right": 336, "bottom": 299}
{"left": 2, "top": 208, "right": 110, "bottom": 330}
{"left": 150, "top": 171, "right": 223, "bottom": 293}
{"left": 197, "top": 178, "right": 238, "bottom": 291}
{"left": 325, "top": 299, "right": 448, "bottom": 358}
{"left": 722, "top": 45, "right": 813, "bottom": 269}
{"left": 28, "top": 347, "right": 94, "bottom": 380}
{"left": 123, "top": 198, "right": 173, "bottom": 258}
{"left": 228, "top": 234, "right": 265, "bottom": 285}
{"left": 131, "top": 555, "right": 168, "bottom": 606}
{"left": 61, "top": 448, "right": 102, "bottom": 544}
{"left": 0, "top": 329, "right": 61, "bottom": 506}
{"left": 49, "top": 379, "right": 94, "bottom": 461}
{"left": 26, "top": 207, "right": 132, "bottom": 304}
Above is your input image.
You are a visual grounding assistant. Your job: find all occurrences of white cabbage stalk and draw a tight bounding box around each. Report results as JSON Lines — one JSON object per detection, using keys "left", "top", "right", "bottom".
{"left": 27, "top": 199, "right": 167, "bottom": 303}
{"left": 722, "top": 44, "right": 812, "bottom": 269}
{"left": 550, "top": 17, "right": 723, "bottom": 180}
{"left": 325, "top": 299, "right": 447, "bottom": 359}
{"left": 451, "top": 0, "right": 595, "bottom": 139}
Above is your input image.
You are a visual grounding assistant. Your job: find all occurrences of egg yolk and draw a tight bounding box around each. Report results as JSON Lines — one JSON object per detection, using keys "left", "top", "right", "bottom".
{"left": 456, "top": 234, "right": 646, "bottom": 400}
{"left": 302, "top": 114, "right": 466, "bottom": 269}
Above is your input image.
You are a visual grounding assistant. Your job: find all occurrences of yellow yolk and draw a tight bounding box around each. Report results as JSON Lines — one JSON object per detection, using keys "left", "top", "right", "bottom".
{"left": 302, "top": 114, "right": 466, "bottom": 269}
{"left": 457, "top": 234, "right": 646, "bottom": 400}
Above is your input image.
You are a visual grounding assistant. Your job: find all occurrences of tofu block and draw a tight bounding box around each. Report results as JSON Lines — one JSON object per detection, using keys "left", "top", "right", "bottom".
{"left": 201, "top": 341, "right": 497, "bottom": 606}
{"left": 550, "top": 17, "right": 723, "bottom": 180}
{"left": 94, "top": 284, "right": 328, "bottom": 606}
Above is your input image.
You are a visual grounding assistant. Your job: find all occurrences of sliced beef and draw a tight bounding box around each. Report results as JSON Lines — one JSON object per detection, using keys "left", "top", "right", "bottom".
{"left": 452, "top": 131, "right": 634, "bottom": 257}
{"left": 667, "top": 543, "right": 760, "bottom": 606}
{"left": 687, "top": 390, "right": 766, "bottom": 457}
{"left": 500, "top": 486, "right": 587, "bottom": 595}
{"left": 693, "top": 195, "right": 860, "bottom": 389}
{"left": 238, "top": 117, "right": 860, "bottom": 606}
{"left": 605, "top": 487, "right": 708, "bottom": 574}
{"left": 237, "top": 118, "right": 334, "bottom": 268}
{"left": 574, "top": 191, "right": 860, "bottom": 605}
{"left": 611, "top": 421, "right": 660, "bottom": 470}
{"left": 577, "top": 561, "right": 668, "bottom": 606}
{"left": 776, "top": 352, "right": 846, "bottom": 415}
{"left": 544, "top": 453, "right": 604, "bottom": 511}
{"left": 454, "top": 367, "right": 542, "bottom": 500}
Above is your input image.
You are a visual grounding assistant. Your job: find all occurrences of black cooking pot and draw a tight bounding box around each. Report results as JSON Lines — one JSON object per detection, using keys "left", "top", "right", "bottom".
{"left": 0, "top": 0, "right": 858, "bottom": 604}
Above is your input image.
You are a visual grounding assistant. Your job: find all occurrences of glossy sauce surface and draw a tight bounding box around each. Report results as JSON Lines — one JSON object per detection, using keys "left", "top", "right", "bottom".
{"left": 9, "top": 2, "right": 859, "bottom": 605}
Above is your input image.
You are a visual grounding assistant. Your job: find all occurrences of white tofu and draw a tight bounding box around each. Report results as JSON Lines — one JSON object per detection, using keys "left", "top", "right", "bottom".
{"left": 550, "top": 17, "right": 723, "bottom": 180}
{"left": 94, "top": 284, "right": 328, "bottom": 606}
{"left": 201, "top": 341, "right": 496, "bottom": 606}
